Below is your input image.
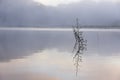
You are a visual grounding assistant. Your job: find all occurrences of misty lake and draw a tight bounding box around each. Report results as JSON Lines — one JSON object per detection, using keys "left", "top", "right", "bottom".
{"left": 0, "top": 29, "right": 120, "bottom": 80}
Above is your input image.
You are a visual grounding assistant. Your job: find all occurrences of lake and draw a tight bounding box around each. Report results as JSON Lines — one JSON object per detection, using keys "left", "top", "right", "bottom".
{"left": 0, "top": 28, "right": 120, "bottom": 80}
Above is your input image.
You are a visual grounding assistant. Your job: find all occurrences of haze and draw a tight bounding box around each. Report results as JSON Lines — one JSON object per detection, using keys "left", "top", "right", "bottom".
{"left": 0, "top": 0, "right": 120, "bottom": 27}
{"left": 33, "top": 0, "right": 120, "bottom": 6}
{"left": 0, "top": 0, "right": 120, "bottom": 80}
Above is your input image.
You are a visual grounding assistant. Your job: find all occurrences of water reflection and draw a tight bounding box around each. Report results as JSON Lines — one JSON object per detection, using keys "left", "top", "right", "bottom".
{"left": 0, "top": 49, "right": 74, "bottom": 80}
{"left": 0, "top": 31, "right": 73, "bottom": 62}
{"left": 0, "top": 31, "right": 120, "bottom": 80}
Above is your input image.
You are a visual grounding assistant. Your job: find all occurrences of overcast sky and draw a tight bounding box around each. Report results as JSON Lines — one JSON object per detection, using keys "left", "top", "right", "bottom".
{"left": 33, "top": 0, "right": 120, "bottom": 6}
{"left": 0, "top": 0, "right": 120, "bottom": 27}
{"left": 33, "top": 0, "right": 81, "bottom": 6}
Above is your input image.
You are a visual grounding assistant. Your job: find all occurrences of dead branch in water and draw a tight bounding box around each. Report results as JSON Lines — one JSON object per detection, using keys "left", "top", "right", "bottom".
{"left": 72, "top": 18, "right": 87, "bottom": 76}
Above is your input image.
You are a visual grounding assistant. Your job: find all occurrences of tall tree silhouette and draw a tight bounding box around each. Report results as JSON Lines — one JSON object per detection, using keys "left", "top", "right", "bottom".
{"left": 72, "top": 18, "right": 87, "bottom": 76}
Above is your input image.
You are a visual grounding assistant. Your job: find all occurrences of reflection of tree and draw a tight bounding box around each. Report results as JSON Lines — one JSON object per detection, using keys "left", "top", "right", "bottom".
{"left": 72, "top": 19, "right": 87, "bottom": 76}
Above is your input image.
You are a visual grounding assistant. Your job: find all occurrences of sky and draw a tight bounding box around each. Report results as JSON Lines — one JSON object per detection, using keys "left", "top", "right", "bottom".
{"left": 33, "top": 0, "right": 120, "bottom": 6}
{"left": 0, "top": 0, "right": 120, "bottom": 27}
{"left": 33, "top": 0, "right": 81, "bottom": 6}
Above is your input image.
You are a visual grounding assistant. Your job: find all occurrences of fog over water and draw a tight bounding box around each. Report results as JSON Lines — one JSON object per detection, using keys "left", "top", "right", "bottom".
{"left": 0, "top": 0, "right": 120, "bottom": 80}
{"left": 0, "top": 30, "right": 120, "bottom": 80}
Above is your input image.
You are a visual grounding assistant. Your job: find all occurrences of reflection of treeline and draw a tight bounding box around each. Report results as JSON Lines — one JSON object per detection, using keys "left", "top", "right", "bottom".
{"left": 72, "top": 19, "right": 87, "bottom": 76}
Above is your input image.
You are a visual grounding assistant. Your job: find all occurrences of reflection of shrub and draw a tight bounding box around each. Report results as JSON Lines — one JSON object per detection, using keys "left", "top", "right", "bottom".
{"left": 72, "top": 19, "right": 87, "bottom": 76}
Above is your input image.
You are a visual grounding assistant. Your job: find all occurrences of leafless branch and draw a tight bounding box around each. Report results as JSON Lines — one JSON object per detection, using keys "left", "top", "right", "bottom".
{"left": 72, "top": 18, "right": 87, "bottom": 76}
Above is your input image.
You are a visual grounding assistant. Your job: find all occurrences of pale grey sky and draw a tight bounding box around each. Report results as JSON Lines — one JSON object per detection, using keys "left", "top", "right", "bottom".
{"left": 33, "top": 0, "right": 120, "bottom": 6}
{"left": 1, "top": 0, "right": 120, "bottom": 27}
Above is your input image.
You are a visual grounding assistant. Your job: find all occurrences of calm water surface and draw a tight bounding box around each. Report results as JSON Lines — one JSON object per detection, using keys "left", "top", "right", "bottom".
{"left": 0, "top": 30, "right": 120, "bottom": 80}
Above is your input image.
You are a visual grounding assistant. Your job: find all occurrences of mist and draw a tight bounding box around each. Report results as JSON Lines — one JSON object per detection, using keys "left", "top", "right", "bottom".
{"left": 0, "top": 1, "right": 120, "bottom": 80}
{"left": 0, "top": 0, "right": 120, "bottom": 27}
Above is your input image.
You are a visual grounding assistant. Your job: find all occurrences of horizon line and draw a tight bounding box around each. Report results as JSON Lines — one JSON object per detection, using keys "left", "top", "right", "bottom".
{"left": 0, "top": 27, "right": 120, "bottom": 32}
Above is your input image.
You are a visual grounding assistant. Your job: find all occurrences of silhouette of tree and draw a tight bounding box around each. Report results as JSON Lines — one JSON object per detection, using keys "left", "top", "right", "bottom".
{"left": 72, "top": 18, "right": 87, "bottom": 76}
